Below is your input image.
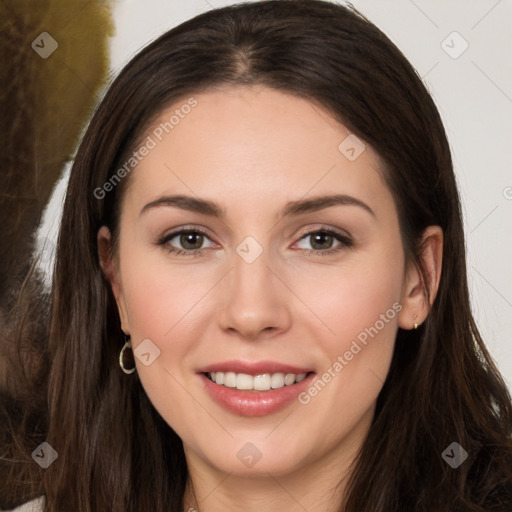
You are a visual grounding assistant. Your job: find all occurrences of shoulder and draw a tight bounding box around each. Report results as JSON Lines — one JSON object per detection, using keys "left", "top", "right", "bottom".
{"left": 2, "top": 497, "right": 45, "bottom": 512}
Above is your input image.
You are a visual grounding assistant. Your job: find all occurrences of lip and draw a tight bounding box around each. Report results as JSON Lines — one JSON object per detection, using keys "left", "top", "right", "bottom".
{"left": 196, "top": 360, "right": 313, "bottom": 376}
{"left": 196, "top": 361, "right": 316, "bottom": 417}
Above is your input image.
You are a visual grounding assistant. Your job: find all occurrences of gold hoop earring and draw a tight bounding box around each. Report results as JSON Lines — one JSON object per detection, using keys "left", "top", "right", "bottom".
{"left": 119, "top": 336, "right": 136, "bottom": 374}
{"left": 413, "top": 314, "right": 420, "bottom": 330}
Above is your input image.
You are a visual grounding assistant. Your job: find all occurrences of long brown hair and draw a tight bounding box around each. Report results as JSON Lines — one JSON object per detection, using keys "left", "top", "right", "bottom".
{"left": 2, "top": 1, "right": 511, "bottom": 510}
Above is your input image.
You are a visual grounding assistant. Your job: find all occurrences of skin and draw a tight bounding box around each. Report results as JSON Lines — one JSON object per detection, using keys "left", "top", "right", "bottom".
{"left": 98, "top": 85, "right": 443, "bottom": 512}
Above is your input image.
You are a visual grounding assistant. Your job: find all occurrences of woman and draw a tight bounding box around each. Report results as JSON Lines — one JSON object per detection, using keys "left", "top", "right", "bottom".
{"left": 2, "top": 1, "right": 511, "bottom": 510}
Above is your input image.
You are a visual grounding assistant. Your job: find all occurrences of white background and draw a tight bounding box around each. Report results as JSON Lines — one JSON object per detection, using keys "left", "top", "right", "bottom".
{"left": 37, "top": 0, "right": 512, "bottom": 389}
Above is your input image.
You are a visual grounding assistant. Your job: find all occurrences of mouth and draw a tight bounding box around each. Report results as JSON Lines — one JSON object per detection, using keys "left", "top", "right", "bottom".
{"left": 204, "top": 370, "right": 310, "bottom": 390}
{"left": 196, "top": 361, "right": 316, "bottom": 417}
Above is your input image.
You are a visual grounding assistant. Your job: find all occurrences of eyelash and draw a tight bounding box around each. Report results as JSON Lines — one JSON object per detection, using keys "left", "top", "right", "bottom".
{"left": 157, "top": 226, "right": 353, "bottom": 258}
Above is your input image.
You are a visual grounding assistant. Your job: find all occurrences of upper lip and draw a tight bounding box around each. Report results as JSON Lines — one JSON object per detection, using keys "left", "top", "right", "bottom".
{"left": 196, "top": 360, "right": 314, "bottom": 376}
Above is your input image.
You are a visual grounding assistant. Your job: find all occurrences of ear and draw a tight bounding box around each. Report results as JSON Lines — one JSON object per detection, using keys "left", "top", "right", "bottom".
{"left": 398, "top": 225, "right": 443, "bottom": 330}
{"left": 97, "top": 226, "right": 131, "bottom": 334}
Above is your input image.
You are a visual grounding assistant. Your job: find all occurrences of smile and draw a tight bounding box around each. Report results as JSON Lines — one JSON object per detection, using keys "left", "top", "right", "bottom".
{"left": 196, "top": 361, "right": 316, "bottom": 416}
{"left": 206, "top": 371, "right": 308, "bottom": 390}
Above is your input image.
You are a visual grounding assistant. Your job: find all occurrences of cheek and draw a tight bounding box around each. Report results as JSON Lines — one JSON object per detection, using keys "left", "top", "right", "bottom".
{"left": 119, "top": 244, "right": 209, "bottom": 336}
{"left": 117, "top": 247, "right": 215, "bottom": 396}
{"left": 117, "top": 254, "right": 211, "bottom": 431}
{"left": 297, "top": 243, "right": 404, "bottom": 347}
{"left": 292, "top": 245, "right": 403, "bottom": 416}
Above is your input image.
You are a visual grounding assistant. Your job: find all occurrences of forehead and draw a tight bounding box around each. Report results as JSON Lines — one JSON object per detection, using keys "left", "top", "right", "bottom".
{"left": 123, "top": 86, "right": 393, "bottom": 219}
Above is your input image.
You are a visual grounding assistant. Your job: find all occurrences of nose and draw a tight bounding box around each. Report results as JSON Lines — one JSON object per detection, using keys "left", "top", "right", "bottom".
{"left": 217, "top": 245, "right": 292, "bottom": 340}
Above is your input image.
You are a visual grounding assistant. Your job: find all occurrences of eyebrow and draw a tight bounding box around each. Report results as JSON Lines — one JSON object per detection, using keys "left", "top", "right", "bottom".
{"left": 139, "top": 193, "right": 376, "bottom": 219}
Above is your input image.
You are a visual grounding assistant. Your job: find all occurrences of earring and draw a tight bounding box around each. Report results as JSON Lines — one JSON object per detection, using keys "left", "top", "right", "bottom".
{"left": 119, "top": 335, "right": 136, "bottom": 374}
{"left": 413, "top": 315, "right": 420, "bottom": 330}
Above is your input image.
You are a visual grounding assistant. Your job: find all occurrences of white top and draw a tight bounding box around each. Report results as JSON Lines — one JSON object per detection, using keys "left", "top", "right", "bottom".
{"left": 2, "top": 497, "right": 45, "bottom": 512}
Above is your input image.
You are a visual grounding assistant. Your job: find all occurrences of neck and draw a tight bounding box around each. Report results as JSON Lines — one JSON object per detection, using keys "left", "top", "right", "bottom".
{"left": 182, "top": 409, "right": 373, "bottom": 512}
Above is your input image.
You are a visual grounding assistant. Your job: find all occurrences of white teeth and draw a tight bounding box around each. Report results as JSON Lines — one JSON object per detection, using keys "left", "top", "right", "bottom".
{"left": 208, "top": 371, "right": 309, "bottom": 390}
{"left": 253, "top": 374, "right": 271, "bottom": 391}
{"left": 236, "top": 373, "right": 253, "bottom": 390}
{"left": 224, "top": 372, "right": 237, "bottom": 387}
{"left": 284, "top": 373, "right": 296, "bottom": 386}
{"left": 271, "top": 372, "right": 285, "bottom": 388}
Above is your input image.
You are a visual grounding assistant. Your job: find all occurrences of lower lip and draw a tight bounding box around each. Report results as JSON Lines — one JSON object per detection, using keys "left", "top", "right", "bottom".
{"left": 199, "top": 373, "right": 315, "bottom": 417}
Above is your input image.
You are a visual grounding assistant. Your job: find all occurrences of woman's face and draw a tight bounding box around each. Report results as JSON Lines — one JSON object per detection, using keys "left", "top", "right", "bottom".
{"left": 101, "top": 85, "right": 421, "bottom": 478}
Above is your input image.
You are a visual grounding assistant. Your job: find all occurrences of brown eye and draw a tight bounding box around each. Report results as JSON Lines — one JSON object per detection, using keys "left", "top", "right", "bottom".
{"left": 157, "top": 227, "right": 214, "bottom": 256}
{"left": 179, "top": 232, "right": 204, "bottom": 250}
{"left": 309, "top": 232, "right": 335, "bottom": 250}
{"left": 295, "top": 228, "right": 353, "bottom": 255}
